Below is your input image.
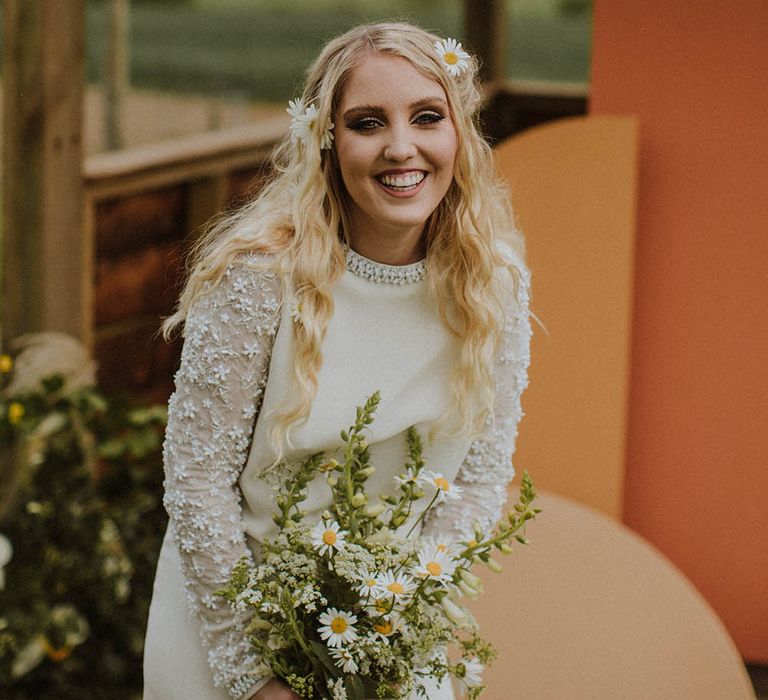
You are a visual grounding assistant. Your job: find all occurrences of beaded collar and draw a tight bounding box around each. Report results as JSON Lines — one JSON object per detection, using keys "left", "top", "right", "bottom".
{"left": 344, "top": 247, "right": 427, "bottom": 285}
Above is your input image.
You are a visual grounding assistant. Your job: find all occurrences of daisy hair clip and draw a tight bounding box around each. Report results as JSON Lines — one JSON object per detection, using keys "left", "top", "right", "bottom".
{"left": 286, "top": 97, "right": 334, "bottom": 150}
{"left": 434, "top": 37, "right": 472, "bottom": 76}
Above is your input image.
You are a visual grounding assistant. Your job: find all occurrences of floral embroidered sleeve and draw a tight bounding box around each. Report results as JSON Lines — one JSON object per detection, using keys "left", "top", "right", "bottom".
{"left": 422, "top": 265, "right": 532, "bottom": 540}
{"left": 162, "top": 256, "right": 281, "bottom": 699}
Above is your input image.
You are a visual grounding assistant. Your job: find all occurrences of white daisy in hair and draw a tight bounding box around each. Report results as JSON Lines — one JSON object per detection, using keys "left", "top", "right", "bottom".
{"left": 434, "top": 37, "right": 471, "bottom": 76}
{"left": 286, "top": 98, "right": 334, "bottom": 149}
{"left": 329, "top": 646, "right": 359, "bottom": 674}
{"left": 286, "top": 97, "right": 308, "bottom": 142}
{"left": 378, "top": 569, "right": 417, "bottom": 600}
{"left": 310, "top": 519, "right": 347, "bottom": 556}
{"left": 418, "top": 469, "right": 463, "bottom": 503}
{"left": 318, "top": 607, "right": 358, "bottom": 648}
{"left": 414, "top": 546, "right": 457, "bottom": 584}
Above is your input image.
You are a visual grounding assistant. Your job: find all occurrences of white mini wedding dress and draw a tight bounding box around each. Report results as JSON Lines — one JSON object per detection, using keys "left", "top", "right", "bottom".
{"left": 143, "top": 248, "right": 531, "bottom": 700}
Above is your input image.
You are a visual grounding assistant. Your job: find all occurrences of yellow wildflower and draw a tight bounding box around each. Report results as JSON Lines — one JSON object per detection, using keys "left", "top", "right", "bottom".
{"left": 0, "top": 355, "right": 12, "bottom": 373}
{"left": 8, "top": 402, "right": 24, "bottom": 424}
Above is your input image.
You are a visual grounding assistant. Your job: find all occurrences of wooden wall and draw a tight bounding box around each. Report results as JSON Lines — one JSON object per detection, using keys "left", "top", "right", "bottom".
{"left": 91, "top": 166, "right": 270, "bottom": 403}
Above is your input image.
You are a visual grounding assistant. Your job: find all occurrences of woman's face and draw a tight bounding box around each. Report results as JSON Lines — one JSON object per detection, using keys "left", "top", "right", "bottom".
{"left": 334, "top": 52, "right": 458, "bottom": 261}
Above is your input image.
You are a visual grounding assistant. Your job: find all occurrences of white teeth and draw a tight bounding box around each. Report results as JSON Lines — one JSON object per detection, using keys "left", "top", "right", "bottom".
{"left": 379, "top": 172, "right": 426, "bottom": 188}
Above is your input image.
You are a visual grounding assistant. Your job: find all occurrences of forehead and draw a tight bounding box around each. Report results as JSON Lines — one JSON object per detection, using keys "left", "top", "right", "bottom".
{"left": 337, "top": 52, "right": 447, "bottom": 111}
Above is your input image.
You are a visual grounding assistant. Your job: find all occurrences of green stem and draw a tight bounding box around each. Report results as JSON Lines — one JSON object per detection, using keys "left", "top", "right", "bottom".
{"left": 405, "top": 490, "right": 440, "bottom": 538}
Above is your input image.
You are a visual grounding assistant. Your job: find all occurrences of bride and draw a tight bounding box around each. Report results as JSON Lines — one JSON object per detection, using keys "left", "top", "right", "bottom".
{"left": 143, "top": 21, "right": 531, "bottom": 700}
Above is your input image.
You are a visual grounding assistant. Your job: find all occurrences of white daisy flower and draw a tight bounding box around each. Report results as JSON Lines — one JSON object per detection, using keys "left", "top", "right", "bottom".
{"left": 394, "top": 471, "right": 417, "bottom": 488}
{"left": 434, "top": 37, "right": 471, "bottom": 76}
{"left": 286, "top": 97, "right": 307, "bottom": 120}
{"left": 371, "top": 613, "right": 406, "bottom": 643}
{"left": 286, "top": 98, "right": 335, "bottom": 149}
{"left": 355, "top": 570, "right": 381, "bottom": 598}
{"left": 458, "top": 657, "right": 484, "bottom": 688}
{"left": 310, "top": 519, "right": 347, "bottom": 556}
{"left": 418, "top": 470, "right": 463, "bottom": 503}
{"left": 330, "top": 646, "right": 359, "bottom": 674}
{"left": 366, "top": 595, "right": 397, "bottom": 618}
{"left": 318, "top": 607, "right": 358, "bottom": 648}
{"left": 378, "top": 569, "right": 417, "bottom": 600}
{"left": 421, "top": 535, "right": 461, "bottom": 559}
{"left": 414, "top": 547, "right": 457, "bottom": 583}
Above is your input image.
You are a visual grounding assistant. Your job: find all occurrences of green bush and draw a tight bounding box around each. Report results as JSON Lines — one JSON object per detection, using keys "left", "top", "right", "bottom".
{"left": 0, "top": 350, "right": 167, "bottom": 699}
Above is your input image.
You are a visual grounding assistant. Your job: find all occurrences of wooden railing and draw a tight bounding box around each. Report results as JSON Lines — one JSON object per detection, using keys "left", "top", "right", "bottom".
{"left": 83, "top": 115, "right": 288, "bottom": 401}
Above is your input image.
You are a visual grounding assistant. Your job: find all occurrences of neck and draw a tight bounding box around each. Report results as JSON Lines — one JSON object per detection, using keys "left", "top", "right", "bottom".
{"left": 347, "top": 224, "right": 426, "bottom": 266}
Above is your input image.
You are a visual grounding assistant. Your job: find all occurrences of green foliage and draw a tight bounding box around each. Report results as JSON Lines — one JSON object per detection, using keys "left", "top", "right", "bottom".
{"left": 226, "top": 392, "right": 540, "bottom": 699}
{"left": 0, "top": 357, "right": 167, "bottom": 699}
{"left": 73, "top": 1, "right": 590, "bottom": 103}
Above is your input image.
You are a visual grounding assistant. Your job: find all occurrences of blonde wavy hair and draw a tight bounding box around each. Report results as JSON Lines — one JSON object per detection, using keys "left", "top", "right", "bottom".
{"left": 163, "top": 21, "right": 527, "bottom": 450}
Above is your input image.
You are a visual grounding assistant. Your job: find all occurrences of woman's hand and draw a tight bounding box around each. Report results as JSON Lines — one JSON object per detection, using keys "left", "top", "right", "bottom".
{"left": 249, "top": 678, "right": 302, "bottom": 700}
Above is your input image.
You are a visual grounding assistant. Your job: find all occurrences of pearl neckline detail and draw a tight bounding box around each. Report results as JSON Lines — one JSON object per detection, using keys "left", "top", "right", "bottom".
{"left": 344, "top": 247, "right": 427, "bottom": 285}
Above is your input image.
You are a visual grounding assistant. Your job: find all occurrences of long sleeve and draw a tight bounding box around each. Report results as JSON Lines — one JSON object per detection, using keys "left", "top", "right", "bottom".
{"left": 423, "top": 265, "right": 532, "bottom": 540}
{"left": 162, "top": 256, "right": 281, "bottom": 699}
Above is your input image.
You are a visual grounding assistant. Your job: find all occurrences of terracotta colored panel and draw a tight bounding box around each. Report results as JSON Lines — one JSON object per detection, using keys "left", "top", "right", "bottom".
{"left": 494, "top": 115, "right": 639, "bottom": 518}
{"left": 591, "top": 0, "right": 768, "bottom": 661}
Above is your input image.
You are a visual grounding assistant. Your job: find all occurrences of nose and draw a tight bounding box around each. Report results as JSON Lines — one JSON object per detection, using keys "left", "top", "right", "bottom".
{"left": 383, "top": 126, "right": 417, "bottom": 162}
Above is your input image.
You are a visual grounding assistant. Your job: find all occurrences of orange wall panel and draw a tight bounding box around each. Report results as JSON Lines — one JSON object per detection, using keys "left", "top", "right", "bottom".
{"left": 494, "top": 116, "right": 639, "bottom": 519}
{"left": 590, "top": 0, "right": 768, "bottom": 661}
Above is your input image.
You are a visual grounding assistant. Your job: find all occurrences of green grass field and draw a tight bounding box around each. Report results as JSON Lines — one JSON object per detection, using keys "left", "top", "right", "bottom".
{"left": 0, "top": 2, "right": 590, "bottom": 102}
{"left": 80, "top": 0, "right": 591, "bottom": 102}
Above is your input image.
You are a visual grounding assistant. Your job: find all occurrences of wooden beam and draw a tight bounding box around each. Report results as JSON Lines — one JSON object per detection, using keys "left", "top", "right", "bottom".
{"left": 105, "top": 0, "right": 130, "bottom": 150}
{"left": 83, "top": 119, "right": 287, "bottom": 200}
{"left": 464, "top": 0, "right": 507, "bottom": 84}
{"left": 2, "top": 1, "right": 89, "bottom": 345}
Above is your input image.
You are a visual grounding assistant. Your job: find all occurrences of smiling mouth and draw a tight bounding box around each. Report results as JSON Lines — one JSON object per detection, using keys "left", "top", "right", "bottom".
{"left": 376, "top": 171, "right": 427, "bottom": 192}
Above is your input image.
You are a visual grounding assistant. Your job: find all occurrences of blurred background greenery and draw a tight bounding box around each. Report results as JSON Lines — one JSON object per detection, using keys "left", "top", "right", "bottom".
{"left": 30, "top": 0, "right": 591, "bottom": 103}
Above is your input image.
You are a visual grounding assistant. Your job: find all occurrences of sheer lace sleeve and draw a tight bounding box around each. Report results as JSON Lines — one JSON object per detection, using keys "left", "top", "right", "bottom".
{"left": 162, "top": 256, "right": 281, "bottom": 699}
{"left": 423, "top": 265, "right": 532, "bottom": 540}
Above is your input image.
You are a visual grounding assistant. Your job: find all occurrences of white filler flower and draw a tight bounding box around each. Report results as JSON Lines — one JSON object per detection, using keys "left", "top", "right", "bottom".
{"left": 434, "top": 37, "right": 471, "bottom": 76}
{"left": 418, "top": 470, "right": 464, "bottom": 503}
{"left": 311, "top": 519, "right": 347, "bottom": 556}
{"left": 318, "top": 608, "right": 358, "bottom": 648}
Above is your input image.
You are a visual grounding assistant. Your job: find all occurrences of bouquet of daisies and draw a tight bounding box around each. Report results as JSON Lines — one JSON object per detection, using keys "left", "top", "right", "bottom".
{"left": 221, "top": 392, "right": 539, "bottom": 700}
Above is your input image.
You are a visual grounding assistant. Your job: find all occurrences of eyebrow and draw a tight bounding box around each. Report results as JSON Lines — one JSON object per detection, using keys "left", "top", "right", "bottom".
{"left": 341, "top": 97, "right": 448, "bottom": 121}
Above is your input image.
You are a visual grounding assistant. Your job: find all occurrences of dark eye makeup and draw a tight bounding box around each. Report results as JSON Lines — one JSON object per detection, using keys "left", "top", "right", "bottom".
{"left": 345, "top": 109, "right": 446, "bottom": 132}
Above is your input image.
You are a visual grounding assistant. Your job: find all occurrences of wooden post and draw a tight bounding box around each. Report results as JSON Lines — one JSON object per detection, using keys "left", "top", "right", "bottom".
{"left": 105, "top": 0, "right": 129, "bottom": 151}
{"left": 464, "top": 0, "right": 507, "bottom": 84}
{"left": 2, "top": 1, "right": 89, "bottom": 345}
